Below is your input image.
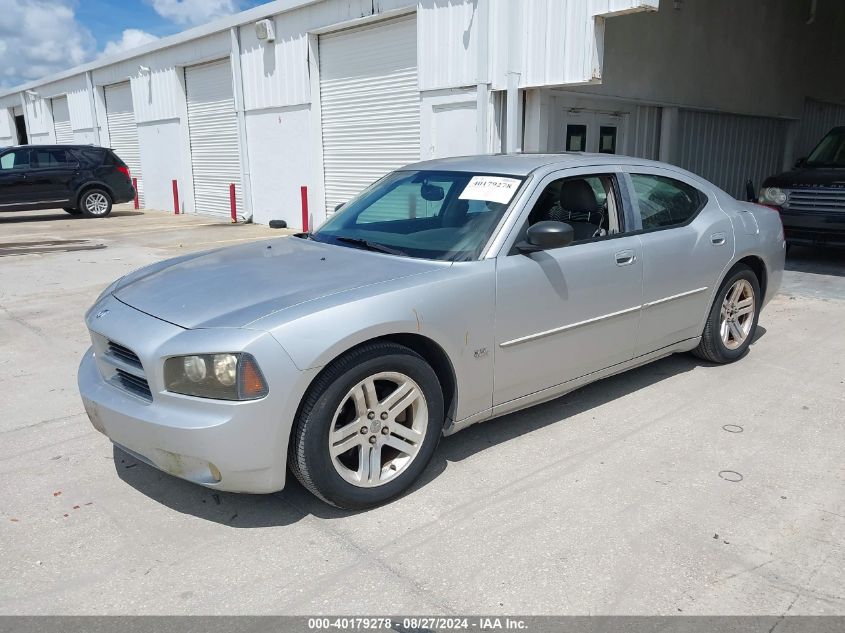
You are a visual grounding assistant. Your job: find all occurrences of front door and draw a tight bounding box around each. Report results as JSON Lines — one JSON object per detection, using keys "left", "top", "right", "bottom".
{"left": 0, "top": 148, "right": 32, "bottom": 208}
{"left": 493, "top": 168, "right": 643, "bottom": 407}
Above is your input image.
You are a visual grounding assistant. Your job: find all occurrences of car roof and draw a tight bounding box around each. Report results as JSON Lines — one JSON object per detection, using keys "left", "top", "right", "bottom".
{"left": 404, "top": 152, "right": 669, "bottom": 176}
{"left": 0, "top": 144, "right": 108, "bottom": 151}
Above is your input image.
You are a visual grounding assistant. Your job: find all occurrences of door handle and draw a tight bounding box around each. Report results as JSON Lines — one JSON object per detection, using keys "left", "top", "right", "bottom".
{"left": 615, "top": 249, "right": 636, "bottom": 266}
{"left": 711, "top": 232, "right": 727, "bottom": 246}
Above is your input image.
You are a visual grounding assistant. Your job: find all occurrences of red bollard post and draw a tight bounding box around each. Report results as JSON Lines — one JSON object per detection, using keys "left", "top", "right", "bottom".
{"left": 132, "top": 178, "right": 139, "bottom": 209}
{"left": 300, "top": 186, "right": 309, "bottom": 233}
{"left": 230, "top": 183, "right": 237, "bottom": 224}
{"left": 172, "top": 180, "right": 180, "bottom": 215}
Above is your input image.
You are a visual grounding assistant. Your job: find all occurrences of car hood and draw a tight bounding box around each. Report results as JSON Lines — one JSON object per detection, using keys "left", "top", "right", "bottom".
{"left": 764, "top": 167, "right": 845, "bottom": 189}
{"left": 114, "top": 237, "right": 444, "bottom": 329}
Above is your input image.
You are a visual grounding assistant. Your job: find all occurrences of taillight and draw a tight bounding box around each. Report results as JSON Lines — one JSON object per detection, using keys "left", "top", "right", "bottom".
{"left": 117, "top": 166, "right": 130, "bottom": 180}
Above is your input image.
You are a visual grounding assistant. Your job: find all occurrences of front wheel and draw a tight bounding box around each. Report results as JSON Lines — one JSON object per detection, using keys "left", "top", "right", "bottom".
{"left": 693, "top": 264, "right": 761, "bottom": 364}
{"left": 289, "top": 342, "right": 445, "bottom": 509}
{"left": 80, "top": 189, "right": 113, "bottom": 218}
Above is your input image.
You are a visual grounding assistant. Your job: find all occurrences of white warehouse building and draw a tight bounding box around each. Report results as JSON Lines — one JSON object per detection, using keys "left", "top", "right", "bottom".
{"left": 0, "top": 0, "right": 843, "bottom": 228}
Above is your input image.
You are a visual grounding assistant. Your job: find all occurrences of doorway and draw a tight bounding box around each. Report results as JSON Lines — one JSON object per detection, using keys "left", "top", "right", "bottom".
{"left": 14, "top": 115, "right": 27, "bottom": 145}
{"left": 556, "top": 108, "right": 627, "bottom": 155}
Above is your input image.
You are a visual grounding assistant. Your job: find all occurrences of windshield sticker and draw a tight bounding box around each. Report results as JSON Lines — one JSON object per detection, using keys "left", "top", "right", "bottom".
{"left": 459, "top": 176, "right": 521, "bottom": 205}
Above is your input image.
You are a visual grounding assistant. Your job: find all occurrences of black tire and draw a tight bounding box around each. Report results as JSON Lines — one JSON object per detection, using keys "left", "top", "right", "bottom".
{"left": 79, "top": 189, "right": 113, "bottom": 218}
{"left": 693, "top": 264, "right": 761, "bottom": 364}
{"left": 289, "top": 342, "right": 445, "bottom": 510}
{"left": 63, "top": 207, "right": 82, "bottom": 215}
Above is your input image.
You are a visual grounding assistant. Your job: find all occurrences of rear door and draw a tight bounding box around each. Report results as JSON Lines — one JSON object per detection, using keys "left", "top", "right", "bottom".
{"left": 622, "top": 167, "right": 734, "bottom": 356}
{"left": 27, "top": 148, "right": 77, "bottom": 205}
{"left": 0, "top": 149, "right": 33, "bottom": 207}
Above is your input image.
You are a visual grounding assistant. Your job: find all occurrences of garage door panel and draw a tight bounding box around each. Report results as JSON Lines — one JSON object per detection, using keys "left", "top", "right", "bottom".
{"left": 320, "top": 15, "right": 420, "bottom": 216}
{"left": 52, "top": 97, "right": 74, "bottom": 145}
{"left": 185, "top": 59, "right": 242, "bottom": 219}
{"left": 104, "top": 82, "right": 143, "bottom": 206}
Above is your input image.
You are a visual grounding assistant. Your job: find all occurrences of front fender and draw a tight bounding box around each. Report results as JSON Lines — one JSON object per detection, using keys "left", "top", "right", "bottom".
{"left": 262, "top": 260, "right": 497, "bottom": 423}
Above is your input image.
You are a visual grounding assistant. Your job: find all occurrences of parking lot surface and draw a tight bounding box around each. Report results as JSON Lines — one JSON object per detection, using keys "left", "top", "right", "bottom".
{"left": 1, "top": 208, "right": 843, "bottom": 615}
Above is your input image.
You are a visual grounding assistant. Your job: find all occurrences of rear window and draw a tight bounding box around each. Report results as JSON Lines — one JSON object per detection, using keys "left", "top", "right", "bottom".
{"left": 73, "top": 148, "right": 108, "bottom": 165}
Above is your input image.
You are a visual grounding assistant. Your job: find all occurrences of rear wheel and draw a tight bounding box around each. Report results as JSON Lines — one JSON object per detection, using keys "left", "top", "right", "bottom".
{"left": 693, "top": 264, "right": 760, "bottom": 363}
{"left": 63, "top": 207, "right": 82, "bottom": 216}
{"left": 80, "top": 189, "right": 113, "bottom": 218}
{"left": 289, "top": 342, "right": 444, "bottom": 509}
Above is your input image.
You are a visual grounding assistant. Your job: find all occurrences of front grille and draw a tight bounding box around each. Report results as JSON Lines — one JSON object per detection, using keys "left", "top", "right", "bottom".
{"left": 786, "top": 188, "right": 845, "bottom": 212}
{"left": 114, "top": 368, "right": 152, "bottom": 401}
{"left": 107, "top": 340, "right": 142, "bottom": 368}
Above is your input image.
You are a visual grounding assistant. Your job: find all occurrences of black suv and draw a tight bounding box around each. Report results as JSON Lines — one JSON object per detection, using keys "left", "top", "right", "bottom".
{"left": 760, "top": 127, "right": 845, "bottom": 247}
{"left": 0, "top": 145, "right": 135, "bottom": 218}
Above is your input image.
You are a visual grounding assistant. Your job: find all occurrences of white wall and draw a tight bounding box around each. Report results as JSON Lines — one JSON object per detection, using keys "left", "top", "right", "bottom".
{"left": 246, "top": 105, "right": 312, "bottom": 227}
{"left": 567, "top": 0, "right": 845, "bottom": 120}
{"left": 420, "top": 88, "right": 478, "bottom": 159}
{"left": 137, "top": 119, "right": 183, "bottom": 212}
{"left": 0, "top": 108, "right": 15, "bottom": 145}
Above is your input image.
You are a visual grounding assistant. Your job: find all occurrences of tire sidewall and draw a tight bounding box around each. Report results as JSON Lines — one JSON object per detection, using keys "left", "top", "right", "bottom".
{"left": 80, "top": 189, "right": 113, "bottom": 218}
{"left": 708, "top": 266, "right": 761, "bottom": 362}
{"left": 298, "top": 350, "right": 444, "bottom": 509}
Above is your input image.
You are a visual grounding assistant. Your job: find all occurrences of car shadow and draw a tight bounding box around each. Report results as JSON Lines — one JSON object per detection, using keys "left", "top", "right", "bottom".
{"left": 118, "top": 338, "right": 772, "bottom": 527}
{"left": 786, "top": 245, "right": 845, "bottom": 277}
{"left": 0, "top": 210, "right": 144, "bottom": 224}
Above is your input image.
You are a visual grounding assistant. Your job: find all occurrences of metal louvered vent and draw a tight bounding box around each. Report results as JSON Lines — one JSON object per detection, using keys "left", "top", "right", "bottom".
{"left": 319, "top": 15, "right": 420, "bottom": 217}
{"left": 104, "top": 82, "right": 144, "bottom": 206}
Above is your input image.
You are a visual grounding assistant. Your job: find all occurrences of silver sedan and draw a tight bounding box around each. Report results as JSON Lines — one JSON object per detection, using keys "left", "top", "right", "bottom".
{"left": 78, "top": 154, "right": 785, "bottom": 509}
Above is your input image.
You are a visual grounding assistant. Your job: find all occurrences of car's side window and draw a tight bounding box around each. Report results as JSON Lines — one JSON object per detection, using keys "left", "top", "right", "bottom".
{"left": 31, "top": 149, "right": 68, "bottom": 168}
{"left": 629, "top": 173, "right": 707, "bottom": 230}
{"left": 522, "top": 174, "right": 622, "bottom": 245}
{"left": 0, "top": 150, "right": 30, "bottom": 170}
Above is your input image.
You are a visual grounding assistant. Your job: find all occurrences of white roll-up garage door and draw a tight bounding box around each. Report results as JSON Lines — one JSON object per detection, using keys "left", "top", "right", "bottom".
{"left": 319, "top": 15, "right": 420, "bottom": 216}
{"left": 185, "top": 59, "right": 242, "bottom": 218}
{"left": 104, "top": 82, "right": 143, "bottom": 206}
{"left": 52, "top": 97, "right": 74, "bottom": 144}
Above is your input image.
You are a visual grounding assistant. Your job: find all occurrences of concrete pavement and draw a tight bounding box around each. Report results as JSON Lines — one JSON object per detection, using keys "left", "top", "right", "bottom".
{"left": 1, "top": 208, "right": 843, "bottom": 615}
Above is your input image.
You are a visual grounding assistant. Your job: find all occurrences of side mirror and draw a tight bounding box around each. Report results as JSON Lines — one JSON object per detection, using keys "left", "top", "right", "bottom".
{"left": 517, "top": 221, "right": 574, "bottom": 254}
{"left": 745, "top": 180, "right": 757, "bottom": 203}
{"left": 794, "top": 157, "right": 807, "bottom": 169}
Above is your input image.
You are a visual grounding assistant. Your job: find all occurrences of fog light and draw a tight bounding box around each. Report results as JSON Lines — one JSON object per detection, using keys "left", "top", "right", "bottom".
{"left": 183, "top": 356, "right": 207, "bottom": 382}
{"left": 213, "top": 354, "right": 237, "bottom": 387}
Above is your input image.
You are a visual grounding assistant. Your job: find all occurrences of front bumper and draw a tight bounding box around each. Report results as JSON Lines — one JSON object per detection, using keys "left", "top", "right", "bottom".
{"left": 780, "top": 211, "right": 845, "bottom": 247}
{"left": 77, "top": 295, "right": 314, "bottom": 493}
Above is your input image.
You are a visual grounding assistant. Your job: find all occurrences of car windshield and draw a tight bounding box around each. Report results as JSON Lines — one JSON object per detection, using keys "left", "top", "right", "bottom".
{"left": 806, "top": 129, "right": 845, "bottom": 167}
{"left": 311, "top": 170, "right": 525, "bottom": 261}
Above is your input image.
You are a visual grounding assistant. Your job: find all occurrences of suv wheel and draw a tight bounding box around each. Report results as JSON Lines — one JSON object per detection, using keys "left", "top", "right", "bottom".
{"left": 80, "top": 189, "right": 113, "bottom": 218}
{"left": 289, "top": 342, "right": 445, "bottom": 510}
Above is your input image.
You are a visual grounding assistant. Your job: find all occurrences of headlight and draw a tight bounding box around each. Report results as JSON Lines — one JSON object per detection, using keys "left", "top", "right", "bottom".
{"left": 164, "top": 353, "right": 268, "bottom": 400}
{"left": 760, "top": 187, "right": 787, "bottom": 206}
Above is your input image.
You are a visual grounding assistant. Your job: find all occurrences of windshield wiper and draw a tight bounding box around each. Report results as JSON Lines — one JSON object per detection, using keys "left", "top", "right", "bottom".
{"left": 335, "top": 236, "right": 409, "bottom": 257}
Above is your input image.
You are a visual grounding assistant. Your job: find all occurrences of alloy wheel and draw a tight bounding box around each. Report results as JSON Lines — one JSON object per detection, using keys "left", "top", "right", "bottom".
{"left": 719, "top": 279, "right": 755, "bottom": 350}
{"left": 328, "top": 371, "right": 428, "bottom": 488}
{"left": 85, "top": 193, "right": 109, "bottom": 216}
